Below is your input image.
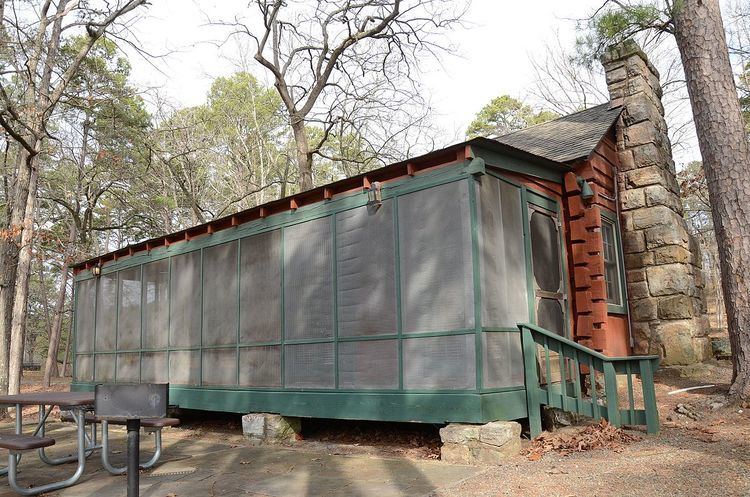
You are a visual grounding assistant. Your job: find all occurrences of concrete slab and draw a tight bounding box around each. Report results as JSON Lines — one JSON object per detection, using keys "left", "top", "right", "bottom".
{"left": 0, "top": 422, "right": 482, "bottom": 497}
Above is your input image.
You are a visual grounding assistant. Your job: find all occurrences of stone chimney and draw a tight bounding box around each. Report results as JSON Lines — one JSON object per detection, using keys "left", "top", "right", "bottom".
{"left": 601, "top": 40, "right": 710, "bottom": 364}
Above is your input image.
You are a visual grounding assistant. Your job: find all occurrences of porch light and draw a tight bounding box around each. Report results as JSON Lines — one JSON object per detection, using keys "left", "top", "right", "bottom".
{"left": 367, "top": 181, "right": 382, "bottom": 207}
{"left": 577, "top": 177, "right": 595, "bottom": 204}
{"left": 92, "top": 265, "right": 102, "bottom": 277}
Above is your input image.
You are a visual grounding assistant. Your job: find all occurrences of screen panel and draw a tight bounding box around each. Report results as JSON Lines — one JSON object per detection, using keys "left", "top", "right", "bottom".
{"left": 336, "top": 202, "right": 397, "bottom": 337}
{"left": 143, "top": 259, "right": 169, "bottom": 349}
{"left": 203, "top": 241, "right": 239, "bottom": 346}
{"left": 169, "top": 251, "right": 202, "bottom": 348}
{"left": 398, "top": 181, "right": 474, "bottom": 333}
{"left": 482, "top": 332, "right": 524, "bottom": 388}
{"left": 202, "top": 348, "right": 237, "bottom": 386}
{"left": 239, "top": 346, "right": 281, "bottom": 387}
{"left": 116, "top": 352, "right": 140, "bottom": 382}
{"left": 478, "top": 177, "right": 529, "bottom": 327}
{"left": 75, "top": 354, "right": 93, "bottom": 382}
{"left": 338, "top": 339, "right": 398, "bottom": 389}
{"left": 169, "top": 350, "right": 200, "bottom": 385}
{"left": 117, "top": 268, "right": 141, "bottom": 350}
{"left": 284, "top": 342, "right": 334, "bottom": 388}
{"left": 403, "top": 334, "right": 476, "bottom": 390}
{"left": 283, "top": 217, "right": 333, "bottom": 340}
{"left": 75, "top": 279, "right": 96, "bottom": 353}
{"left": 240, "top": 230, "right": 281, "bottom": 343}
{"left": 530, "top": 210, "right": 561, "bottom": 293}
{"left": 94, "top": 354, "right": 116, "bottom": 382}
{"left": 95, "top": 273, "right": 117, "bottom": 351}
{"left": 537, "top": 298, "right": 565, "bottom": 336}
{"left": 141, "top": 352, "right": 168, "bottom": 383}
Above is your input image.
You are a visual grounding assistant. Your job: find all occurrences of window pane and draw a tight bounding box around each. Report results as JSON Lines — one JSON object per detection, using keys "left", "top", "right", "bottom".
{"left": 483, "top": 332, "right": 524, "bottom": 388}
{"left": 283, "top": 217, "right": 333, "bottom": 340}
{"left": 75, "top": 279, "right": 96, "bottom": 353}
{"left": 117, "top": 268, "right": 141, "bottom": 350}
{"left": 537, "top": 298, "right": 565, "bottom": 336}
{"left": 479, "top": 177, "right": 529, "bottom": 327}
{"left": 94, "top": 354, "right": 115, "bottom": 382}
{"left": 143, "top": 260, "right": 169, "bottom": 349}
{"left": 602, "top": 221, "right": 622, "bottom": 305}
{"left": 398, "top": 181, "right": 474, "bottom": 333}
{"left": 240, "top": 231, "right": 281, "bottom": 343}
{"left": 336, "top": 202, "right": 397, "bottom": 337}
{"left": 116, "top": 353, "right": 140, "bottom": 382}
{"left": 402, "top": 334, "right": 476, "bottom": 390}
{"left": 338, "top": 339, "right": 398, "bottom": 389}
{"left": 75, "top": 354, "right": 93, "bottom": 382}
{"left": 95, "top": 273, "right": 117, "bottom": 351}
{"left": 169, "top": 251, "right": 201, "bottom": 347}
{"left": 202, "top": 348, "right": 237, "bottom": 386}
{"left": 530, "top": 211, "right": 561, "bottom": 293}
{"left": 203, "top": 242, "right": 239, "bottom": 346}
{"left": 141, "top": 352, "right": 168, "bottom": 383}
{"left": 284, "top": 342, "right": 334, "bottom": 388}
{"left": 239, "top": 346, "right": 281, "bottom": 387}
{"left": 169, "top": 350, "right": 200, "bottom": 385}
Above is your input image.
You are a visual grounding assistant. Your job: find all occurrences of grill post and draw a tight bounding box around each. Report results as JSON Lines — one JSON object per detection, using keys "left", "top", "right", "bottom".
{"left": 126, "top": 418, "right": 141, "bottom": 497}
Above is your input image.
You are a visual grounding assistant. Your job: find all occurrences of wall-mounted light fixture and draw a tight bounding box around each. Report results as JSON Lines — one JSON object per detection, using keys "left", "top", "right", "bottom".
{"left": 577, "top": 176, "right": 595, "bottom": 204}
{"left": 367, "top": 181, "right": 382, "bottom": 207}
{"left": 92, "top": 264, "right": 102, "bottom": 277}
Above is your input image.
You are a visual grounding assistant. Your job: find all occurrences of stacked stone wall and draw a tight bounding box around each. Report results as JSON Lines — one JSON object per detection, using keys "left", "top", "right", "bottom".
{"left": 602, "top": 40, "right": 710, "bottom": 364}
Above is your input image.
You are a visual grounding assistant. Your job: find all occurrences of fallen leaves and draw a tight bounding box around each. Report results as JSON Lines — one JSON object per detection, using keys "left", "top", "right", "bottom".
{"left": 524, "top": 420, "right": 641, "bottom": 461}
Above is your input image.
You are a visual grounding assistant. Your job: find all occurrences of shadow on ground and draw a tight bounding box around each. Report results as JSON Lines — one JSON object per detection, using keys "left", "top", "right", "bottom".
{"left": 0, "top": 421, "right": 479, "bottom": 497}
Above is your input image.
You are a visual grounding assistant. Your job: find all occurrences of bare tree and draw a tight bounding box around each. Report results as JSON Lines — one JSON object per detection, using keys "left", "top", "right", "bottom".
{"left": 0, "top": 0, "right": 149, "bottom": 394}
{"left": 529, "top": 35, "right": 610, "bottom": 115}
{"left": 217, "top": 0, "right": 463, "bottom": 191}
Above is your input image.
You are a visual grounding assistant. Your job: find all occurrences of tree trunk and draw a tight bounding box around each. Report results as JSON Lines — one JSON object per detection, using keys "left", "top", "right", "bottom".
{"left": 61, "top": 322, "right": 71, "bottom": 378}
{"left": 0, "top": 146, "right": 34, "bottom": 397}
{"left": 8, "top": 162, "right": 38, "bottom": 395}
{"left": 42, "top": 225, "right": 73, "bottom": 387}
{"left": 673, "top": 0, "right": 750, "bottom": 399}
{"left": 291, "top": 118, "right": 313, "bottom": 192}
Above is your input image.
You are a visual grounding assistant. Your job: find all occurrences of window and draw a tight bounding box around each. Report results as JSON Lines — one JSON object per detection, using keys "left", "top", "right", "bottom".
{"left": 601, "top": 219, "right": 623, "bottom": 306}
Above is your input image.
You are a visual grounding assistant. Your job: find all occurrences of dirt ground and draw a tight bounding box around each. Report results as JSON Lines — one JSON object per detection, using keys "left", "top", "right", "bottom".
{"left": 13, "top": 361, "right": 750, "bottom": 496}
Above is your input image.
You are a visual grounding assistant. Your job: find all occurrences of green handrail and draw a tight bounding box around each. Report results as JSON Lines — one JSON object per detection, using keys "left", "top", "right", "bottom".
{"left": 518, "top": 323, "right": 660, "bottom": 438}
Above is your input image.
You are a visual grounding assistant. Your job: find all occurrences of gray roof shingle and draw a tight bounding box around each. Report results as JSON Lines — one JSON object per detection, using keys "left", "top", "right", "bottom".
{"left": 492, "top": 103, "right": 622, "bottom": 163}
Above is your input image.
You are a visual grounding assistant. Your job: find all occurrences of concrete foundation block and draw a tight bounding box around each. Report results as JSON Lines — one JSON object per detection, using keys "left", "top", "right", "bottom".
{"left": 439, "top": 421, "right": 521, "bottom": 465}
{"left": 242, "top": 413, "right": 301, "bottom": 444}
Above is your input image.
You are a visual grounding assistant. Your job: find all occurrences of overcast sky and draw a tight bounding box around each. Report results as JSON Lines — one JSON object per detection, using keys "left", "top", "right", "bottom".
{"left": 124, "top": 0, "right": 701, "bottom": 165}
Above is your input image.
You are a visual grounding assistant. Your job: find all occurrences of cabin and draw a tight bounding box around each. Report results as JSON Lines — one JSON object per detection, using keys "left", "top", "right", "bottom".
{"left": 70, "top": 103, "right": 647, "bottom": 426}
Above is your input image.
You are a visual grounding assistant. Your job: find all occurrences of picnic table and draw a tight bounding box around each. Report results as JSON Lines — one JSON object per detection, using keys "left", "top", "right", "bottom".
{"left": 0, "top": 392, "right": 95, "bottom": 495}
{"left": 0, "top": 389, "right": 179, "bottom": 496}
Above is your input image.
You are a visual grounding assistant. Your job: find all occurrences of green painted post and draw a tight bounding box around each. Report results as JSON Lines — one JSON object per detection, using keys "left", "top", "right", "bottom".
{"left": 468, "top": 177, "right": 483, "bottom": 392}
{"left": 558, "top": 342, "right": 568, "bottom": 412}
{"left": 626, "top": 362, "right": 635, "bottom": 425}
{"left": 572, "top": 349, "right": 582, "bottom": 413}
{"left": 639, "top": 359, "right": 659, "bottom": 434}
{"left": 603, "top": 361, "right": 620, "bottom": 426}
{"left": 520, "top": 325, "right": 542, "bottom": 438}
{"left": 589, "top": 358, "right": 599, "bottom": 421}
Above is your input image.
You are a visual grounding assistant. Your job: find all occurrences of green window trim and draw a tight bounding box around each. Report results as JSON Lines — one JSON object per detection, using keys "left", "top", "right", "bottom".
{"left": 601, "top": 208, "right": 628, "bottom": 315}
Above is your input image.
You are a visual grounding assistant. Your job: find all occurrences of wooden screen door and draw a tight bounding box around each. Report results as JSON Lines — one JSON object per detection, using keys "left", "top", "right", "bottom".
{"left": 528, "top": 203, "right": 568, "bottom": 384}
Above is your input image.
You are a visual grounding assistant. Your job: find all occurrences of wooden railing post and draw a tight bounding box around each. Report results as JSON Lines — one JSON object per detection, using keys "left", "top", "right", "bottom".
{"left": 639, "top": 359, "right": 659, "bottom": 434}
{"left": 603, "top": 361, "right": 621, "bottom": 427}
{"left": 520, "top": 325, "right": 542, "bottom": 439}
